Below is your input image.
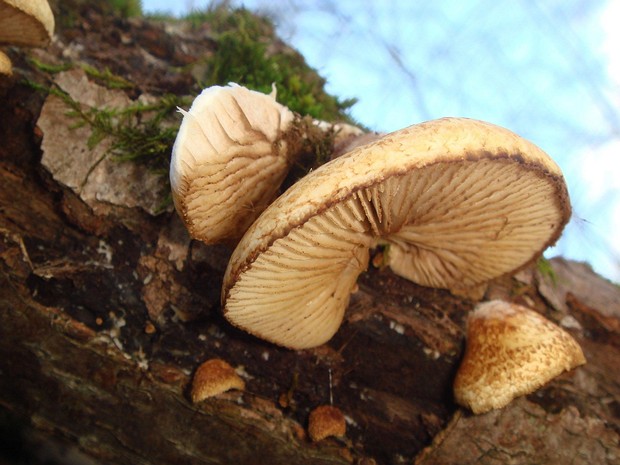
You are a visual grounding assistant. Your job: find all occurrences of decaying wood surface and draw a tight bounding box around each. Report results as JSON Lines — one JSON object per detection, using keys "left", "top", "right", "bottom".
{"left": 1, "top": 5, "right": 619, "bottom": 465}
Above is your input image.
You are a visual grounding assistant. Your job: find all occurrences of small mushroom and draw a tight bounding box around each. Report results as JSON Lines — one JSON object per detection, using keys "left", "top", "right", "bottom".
{"left": 0, "top": 51, "right": 11, "bottom": 75}
{"left": 0, "top": 0, "right": 55, "bottom": 75}
{"left": 190, "top": 358, "right": 245, "bottom": 403}
{"left": 308, "top": 405, "right": 346, "bottom": 442}
{"left": 222, "top": 117, "right": 571, "bottom": 349}
{"left": 453, "top": 300, "right": 586, "bottom": 414}
{"left": 170, "top": 84, "right": 299, "bottom": 244}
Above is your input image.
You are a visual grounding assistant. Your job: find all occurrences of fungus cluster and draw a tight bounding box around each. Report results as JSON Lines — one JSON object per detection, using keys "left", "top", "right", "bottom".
{"left": 172, "top": 84, "right": 584, "bottom": 414}
{"left": 219, "top": 116, "right": 571, "bottom": 349}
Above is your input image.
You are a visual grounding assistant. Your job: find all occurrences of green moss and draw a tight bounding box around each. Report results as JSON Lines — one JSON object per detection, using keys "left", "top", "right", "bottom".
{"left": 536, "top": 257, "right": 558, "bottom": 285}
{"left": 54, "top": 0, "right": 143, "bottom": 29}
{"left": 108, "top": 0, "right": 143, "bottom": 18}
{"left": 197, "top": 4, "right": 356, "bottom": 123}
{"left": 27, "top": 57, "right": 74, "bottom": 74}
{"left": 27, "top": 78, "right": 188, "bottom": 190}
{"left": 82, "top": 64, "right": 136, "bottom": 90}
{"left": 28, "top": 61, "right": 134, "bottom": 91}
{"left": 34, "top": 3, "right": 362, "bottom": 211}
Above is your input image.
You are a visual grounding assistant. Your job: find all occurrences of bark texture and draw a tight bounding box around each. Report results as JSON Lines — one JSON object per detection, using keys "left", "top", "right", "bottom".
{"left": 1, "top": 4, "right": 619, "bottom": 465}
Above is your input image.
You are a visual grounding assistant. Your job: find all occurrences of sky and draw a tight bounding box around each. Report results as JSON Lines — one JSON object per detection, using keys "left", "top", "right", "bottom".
{"left": 143, "top": 0, "right": 620, "bottom": 283}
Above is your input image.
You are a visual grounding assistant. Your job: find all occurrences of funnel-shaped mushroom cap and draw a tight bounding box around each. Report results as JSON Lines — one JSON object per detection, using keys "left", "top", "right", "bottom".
{"left": 454, "top": 300, "right": 585, "bottom": 414}
{"left": 0, "top": 0, "right": 55, "bottom": 47}
{"left": 170, "top": 84, "right": 296, "bottom": 244}
{"left": 223, "top": 117, "right": 571, "bottom": 349}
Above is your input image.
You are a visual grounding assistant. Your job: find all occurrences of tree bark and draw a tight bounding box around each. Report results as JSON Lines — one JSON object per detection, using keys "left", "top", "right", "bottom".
{"left": 1, "top": 6, "right": 619, "bottom": 465}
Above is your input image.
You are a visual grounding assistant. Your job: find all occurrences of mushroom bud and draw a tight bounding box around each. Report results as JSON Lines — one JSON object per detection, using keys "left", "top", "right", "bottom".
{"left": 190, "top": 358, "right": 245, "bottom": 403}
{"left": 222, "top": 117, "right": 571, "bottom": 349}
{"left": 453, "top": 300, "right": 586, "bottom": 414}
{"left": 308, "top": 405, "right": 347, "bottom": 442}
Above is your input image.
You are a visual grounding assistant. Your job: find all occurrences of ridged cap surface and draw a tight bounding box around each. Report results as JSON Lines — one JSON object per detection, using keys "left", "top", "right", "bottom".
{"left": 170, "top": 84, "right": 296, "bottom": 244}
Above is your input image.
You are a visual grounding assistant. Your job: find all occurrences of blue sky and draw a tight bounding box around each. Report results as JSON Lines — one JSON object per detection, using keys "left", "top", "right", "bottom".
{"left": 144, "top": 0, "right": 620, "bottom": 283}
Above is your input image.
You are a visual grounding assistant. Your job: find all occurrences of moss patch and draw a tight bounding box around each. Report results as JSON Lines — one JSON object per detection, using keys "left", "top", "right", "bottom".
{"left": 188, "top": 5, "right": 357, "bottom": 123}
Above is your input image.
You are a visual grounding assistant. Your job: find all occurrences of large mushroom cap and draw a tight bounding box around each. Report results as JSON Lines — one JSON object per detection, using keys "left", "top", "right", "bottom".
{"left": 453, "top": 300, "right": 586, "bottom": 414}
{"left": 170, "top": 84, "right": 297, "bottom": 244}
{"left": 0, "top": 0, "right": 55, "bottom": 47}
{"left": 223, "top": 117, "right": 571, "bottom": 349}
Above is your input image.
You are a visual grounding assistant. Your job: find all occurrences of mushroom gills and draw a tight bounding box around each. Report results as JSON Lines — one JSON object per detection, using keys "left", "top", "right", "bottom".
{"left": 223, "top": 117, "right": 570, "bottom": 349}
{"left": 226, "top": 205, "right": 371, "bottom": 349}
{"left": 384, "top": 159, "right": 562, "bottom": 289}
{"left": 226, "top": 158, "right": 562, "bottom": 349}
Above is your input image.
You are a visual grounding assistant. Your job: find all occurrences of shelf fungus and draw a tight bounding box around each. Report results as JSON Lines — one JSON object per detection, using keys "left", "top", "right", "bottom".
{"left": 222, "top": 117, "right": 571, "bottom": 349}
{"left": 190, "top": 358, "right": 245, "bottom": 403}
{"left": 170, "top": 84, "right": 299, "bottom": 244}
{"left": 453, "top": 300, "right": 586, "bottom": 414}
{"left": 0, "top": 0, "right": 55, "bottom": 75}
{"left": 308, "top": 405, "right": 347, "bottom": 442}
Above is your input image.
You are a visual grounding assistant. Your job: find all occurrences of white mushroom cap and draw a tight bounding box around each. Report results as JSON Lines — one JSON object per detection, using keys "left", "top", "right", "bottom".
{"left": 222, "top": 117, "right": 571, "bottom": 349}
{"left": 0, "top": 0, "right": 55, "bottom": 47}
{"left": 453, "top": 300, "right": 586, "bottom": 414}
{"left": 170, "top": 84, "right": 297, "bottom": 244}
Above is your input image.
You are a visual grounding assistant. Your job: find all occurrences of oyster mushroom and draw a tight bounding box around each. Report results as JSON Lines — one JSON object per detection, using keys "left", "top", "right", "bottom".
{"left": 453, "top": 300, "right": 586, "bottom": 414}
{"left": 222, "top": 117, "right": 571, "bottom": 349}
{"left": 0, "top": 0, "right": 55, "bottom": 75}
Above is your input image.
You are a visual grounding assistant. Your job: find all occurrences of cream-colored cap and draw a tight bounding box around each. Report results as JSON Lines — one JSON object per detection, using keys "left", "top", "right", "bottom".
{"left": 170, "top": 84, "right": 296, "bottom": 244}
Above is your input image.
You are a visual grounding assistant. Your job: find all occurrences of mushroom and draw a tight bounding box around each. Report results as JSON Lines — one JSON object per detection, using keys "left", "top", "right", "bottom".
{"left": 453, "top": 300, "right": 586, "bottom": 414}
{"left": 308, "top": 405, "right": 347, "bottom": 442}
{"left": 0, "top": 0, "right": 55, "bottom": 75}
{"left": 190, "top": 358, "right": 246, "bottom": 403}
{"left": 222, "top": 117, "right": 571, "bottom": 349}
{"left": 0, "top": 51, "right": 11, "bottom": 76}
{"left": 170, "top": 84, "right": 299, "bottom": 244}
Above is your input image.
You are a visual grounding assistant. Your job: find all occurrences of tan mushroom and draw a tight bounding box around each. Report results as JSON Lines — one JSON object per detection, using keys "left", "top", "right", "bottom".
{"left": 453, "top": 300, "right": 586, "bottom": 414}
{"left": 308, "top": 405, "right": 346, "bottom": 442}
{"left": 170, "top": 84, "right": 299, "bottom": 244}
{"left": 0, "top": 51, "right": 11, "bottom": 76}
{"left": 190, "top": 358, "right": 245, "bottom": 403}
{"left": 222, "top": 117, "right": 571, "bottom": 349}
{"left": 0, "top": 0, "right": 55, "bottom": 75}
